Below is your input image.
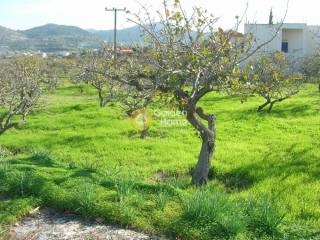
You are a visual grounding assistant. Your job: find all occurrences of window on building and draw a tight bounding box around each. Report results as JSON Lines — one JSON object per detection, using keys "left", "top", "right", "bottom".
{"left": 281, "top": 41, "right": 288, "bottom": 53}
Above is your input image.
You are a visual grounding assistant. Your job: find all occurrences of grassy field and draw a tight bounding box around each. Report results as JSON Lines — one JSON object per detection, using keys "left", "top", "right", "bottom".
{"left": 0, "top": 84, "right": 319, "bottom": 239}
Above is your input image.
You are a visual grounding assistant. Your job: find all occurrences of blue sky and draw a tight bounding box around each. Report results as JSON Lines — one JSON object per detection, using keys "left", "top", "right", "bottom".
{"left": 0, "top": 0, "right": 318, "bottom": 31}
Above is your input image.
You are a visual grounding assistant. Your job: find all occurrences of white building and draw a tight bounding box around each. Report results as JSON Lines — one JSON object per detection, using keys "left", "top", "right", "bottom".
{"left": 244, "top": 23, "right": 320, "bottom": 63}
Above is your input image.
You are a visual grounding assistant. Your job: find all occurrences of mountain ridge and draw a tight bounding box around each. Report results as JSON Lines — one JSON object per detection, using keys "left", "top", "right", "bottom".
{"left": 0, "top": 23, "right": 143, "bottom": 54}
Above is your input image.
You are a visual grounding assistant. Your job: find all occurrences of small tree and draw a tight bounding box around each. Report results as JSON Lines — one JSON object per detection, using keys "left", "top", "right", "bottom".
{"left": 0, "top": 56, "right": 55, "bottom": 135}
{"left": 244, "top": 52, "right": 302, "bottom": 112}
{"left": 74, "top": 51, "right": 120, "bottom": 107}
{"left": 117, "top": 0, "right": 262, "bottom": 185}
{"left": 302, "top": 51, "right": 320, "bottom": 92}
{"left": 120, "top": 58, "right": 155, "bottom": 139}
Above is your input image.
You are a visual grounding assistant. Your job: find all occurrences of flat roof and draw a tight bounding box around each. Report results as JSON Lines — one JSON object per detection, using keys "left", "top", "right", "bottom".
{"left": 245, "top": 23, "right": 308, "bottom": 28}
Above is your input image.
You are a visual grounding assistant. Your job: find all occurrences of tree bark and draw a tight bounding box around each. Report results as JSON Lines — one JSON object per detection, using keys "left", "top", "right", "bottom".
{"left": 0, "top": 121, "right": 23, "bottom": 136}
{"left": 140, "top": 128, "right": 148, "bottom": 139}
{"left": 268, "top": 101, "right": 276, "bottom": 112}
{"left": 187, "top": 107, "right": 216, "bottom": 185}
{"left": 257, "top": 100, "right": 270, "bottom": 112}
{"left": 98, "top": 89, "right": 106, "bottom": 107}
{"left": 191, "top": 131, "right": 215, "bottom": 185}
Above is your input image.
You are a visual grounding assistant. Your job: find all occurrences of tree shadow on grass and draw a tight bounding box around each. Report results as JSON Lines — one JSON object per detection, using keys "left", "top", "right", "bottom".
{"left": 216, "top": 144, "right": 320, "bottom": 192}
{"left": 100, "top": 177, "right": 177, "bottom": 196}
{"left": 9, "top": 152, "right": 56, "bottom": 168}
{"left": 264, "top": 104, "right": 314, "bottom": 119}
{"left": 201, "top": 94, "right": 240, "bottom": 103}
{"left": 70, "top": 168, "right": 98, "bottom": 179}
{"left": 210, "top": 168, "right": 255, "bottom": 192}
{"left": 224, "top": 103, "right": 315, "bottom": 121}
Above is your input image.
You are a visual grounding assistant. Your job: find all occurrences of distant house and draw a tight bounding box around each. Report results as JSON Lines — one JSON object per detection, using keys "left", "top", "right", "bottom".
{"left": 244, "top": 23, "right": 320, "bottom": 62}
{"left": 104, "top": 47, "right": 134, "bottom": 56}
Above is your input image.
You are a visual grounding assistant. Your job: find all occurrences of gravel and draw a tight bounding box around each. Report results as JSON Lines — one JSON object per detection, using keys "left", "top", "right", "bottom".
{"left": 8, "top": 208, "right": 164, "bottom": 240}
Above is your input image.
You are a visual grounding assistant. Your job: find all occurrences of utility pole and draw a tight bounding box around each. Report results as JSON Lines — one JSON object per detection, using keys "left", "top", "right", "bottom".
{"left": 105, "top": 7, "right": 126, "bottom": 62}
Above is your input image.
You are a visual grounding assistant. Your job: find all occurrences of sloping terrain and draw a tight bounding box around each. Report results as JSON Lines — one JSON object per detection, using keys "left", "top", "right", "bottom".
{"left": 0, "top": 24, "right": 101, "bottom": 53}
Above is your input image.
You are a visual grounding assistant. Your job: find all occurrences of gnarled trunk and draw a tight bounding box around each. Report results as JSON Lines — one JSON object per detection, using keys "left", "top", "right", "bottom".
{"left": 191, "top": 130, "right": 215, "bottom": 185}
{"left": 98, "top": 89, "right": 105, "bottom": 107}
{"left": 257, "top": 100, "right": 270, "bottom": 112}
{"left": 187, "top": 106, "right": 216, "bottom": 185}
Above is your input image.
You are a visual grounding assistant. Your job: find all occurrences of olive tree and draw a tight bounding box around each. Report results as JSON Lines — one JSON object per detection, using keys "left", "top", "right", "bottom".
{"left": 302, "top": 51, "right": 320, "bottom": 92}
{"left": 244, "top": 52, "right": 302, "bottom": 112}
{"left": 115, "top": 0, "right": 278, "bottom": 185}
{"left": 0, "top": 56, "right": 55, "bottom": 136}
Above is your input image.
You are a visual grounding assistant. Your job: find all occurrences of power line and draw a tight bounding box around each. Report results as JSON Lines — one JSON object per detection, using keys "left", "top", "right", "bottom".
{"left": 105, "top": 7, "right": 126, "bottom": 62}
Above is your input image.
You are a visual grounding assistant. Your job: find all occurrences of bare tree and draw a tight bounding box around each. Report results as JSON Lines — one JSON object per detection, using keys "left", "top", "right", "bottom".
{"left": 244, "top": 52, "right": 302, "bottom": 112}
{"left": 0, "top": 56, "right": 55, "bottom": 135}
{"left": 119, "top": 57, "right": 155, "bottom": 139}
{"left": 302, "top": 51, "right": 320, "bottom": 92}
{"left": 73, "top": 51, "right": 120, "bottom": 107}
{"left": 111, "top": 0, "right": 261, "bottom": 185}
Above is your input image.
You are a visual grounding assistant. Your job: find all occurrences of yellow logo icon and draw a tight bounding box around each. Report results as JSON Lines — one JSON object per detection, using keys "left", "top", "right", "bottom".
{"left": 131, "top": 109, "right": 152, "bottom": 130}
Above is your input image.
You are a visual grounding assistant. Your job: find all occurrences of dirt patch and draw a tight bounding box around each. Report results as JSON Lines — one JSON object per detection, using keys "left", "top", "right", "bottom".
{"left": 8, "top": 208, "right": 162, "bottom": 240}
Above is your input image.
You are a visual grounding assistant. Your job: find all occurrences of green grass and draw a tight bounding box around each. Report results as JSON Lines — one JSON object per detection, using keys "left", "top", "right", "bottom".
{"left": 0, "top": 84, "right": 319, "bottom": 239}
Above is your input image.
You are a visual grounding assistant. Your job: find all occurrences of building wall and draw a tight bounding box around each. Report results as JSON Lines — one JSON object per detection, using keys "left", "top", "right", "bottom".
{"left": 244, "top": 23, "right": 320, "bottom": 63}
{"left": 305, "top": 26, "right": 320, "bottom": 56}
{"left": 244, "top": 24, "right": 282, "bottom": 55}
{"left": 282, "top": 29, "right": 304, "bottom": 58}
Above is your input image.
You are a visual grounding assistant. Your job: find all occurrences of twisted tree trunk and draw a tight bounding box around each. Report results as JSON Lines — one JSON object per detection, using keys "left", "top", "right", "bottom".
{"left": 192, "top": 129, "right": 215, "bottom": 185}
{"left": 257, "top": 100, "right": 271, "bottom": 112}
{"left": 187, "top": 106, "right": 216, "bottom": 185}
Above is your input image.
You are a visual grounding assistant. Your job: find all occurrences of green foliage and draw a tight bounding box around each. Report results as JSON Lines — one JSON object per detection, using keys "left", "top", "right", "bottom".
{"left": 0, "top": 84, "right": 319, "bottom": 239}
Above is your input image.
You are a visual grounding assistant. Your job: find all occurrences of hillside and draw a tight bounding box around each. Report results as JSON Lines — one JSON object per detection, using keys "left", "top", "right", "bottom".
{"left": 0, "top": 23, "right": 148, "bottom": 53}
{"left": 0, "top": 24, "right": 102, "bottom": 53}
{"left": 88, "top": 25, "right": 144, "bottom": 44}
{"left": 0, "top": 26, "right": 29, "bottom": 52}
